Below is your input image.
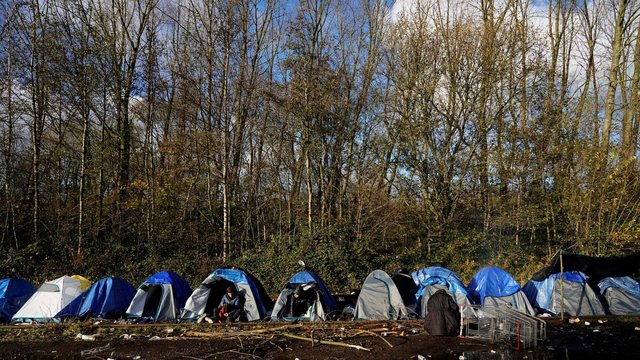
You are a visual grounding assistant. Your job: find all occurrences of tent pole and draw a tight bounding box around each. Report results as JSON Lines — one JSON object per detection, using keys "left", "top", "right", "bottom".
{"left": 560, "top": 252, "right": 564, "bottom": 321}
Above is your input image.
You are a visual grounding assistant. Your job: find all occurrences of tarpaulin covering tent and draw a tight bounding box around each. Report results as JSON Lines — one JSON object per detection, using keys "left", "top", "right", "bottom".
{"left": 467, "top": 266, "right": 535, "bottom": 316}
{"left": 531, "top": 251, "right": 640, "bottom": 283}
{"left": 354, "top": 270, "right": 411, "bottom": 320}
{"left": 126, "top": 271, "right": 192, "bottom": 322}
{"left": 412, "top": 267, "right": 475, "bottom": 318}
{"left": 12, "top": 275, "right": 91, "bottom": 323}
{"left": 0, "top": 278, "right": 36, "bottom": 323}
{"left": 181, "top": 268, "right": 272, "bottom": 322}
{"left": 271, "top": 270, "right": 336, "bottom": 321}
{"left": 598, "top": 276, "right": 640, "bottom": 315}
{"left": 523, "top": 271, "right": 605, "bottom": 316}
{"left": 57, "top": 276, "right": 136, "bottom": 319}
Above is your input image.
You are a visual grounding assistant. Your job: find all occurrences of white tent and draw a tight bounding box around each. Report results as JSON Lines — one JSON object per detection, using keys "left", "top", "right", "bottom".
{"left": 12, "top": 276, "right": 87, "bottom": 323}
{"left": 354, "top": 270, "right": 410, "bottom": 320}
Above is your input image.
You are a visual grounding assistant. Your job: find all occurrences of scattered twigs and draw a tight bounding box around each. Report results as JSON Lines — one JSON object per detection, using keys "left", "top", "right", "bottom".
{"left": 353, "top": 329, "right": 394, "bottom": 348}
{"left": 80, "top": 343, "right": 111, "bottom": 357}
{"left": 281, "top": 333, "right": 370, "bottom": 351}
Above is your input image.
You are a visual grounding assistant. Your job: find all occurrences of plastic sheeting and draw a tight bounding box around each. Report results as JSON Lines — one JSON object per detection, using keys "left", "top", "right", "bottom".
{"left": 0, "top": 278, "right": 36, "bottom": 322}
{"left": 57, "top": 276, "right": 136, "bottom": 319}
{"left": 412, "top": 267, "right": 475, "bottom": 318}
{"left": 467, "top": 267, "right": 522, "bottom": 304}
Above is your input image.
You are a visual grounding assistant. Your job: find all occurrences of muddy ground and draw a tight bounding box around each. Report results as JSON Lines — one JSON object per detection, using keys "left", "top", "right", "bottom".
{"left": 0, "top": 316, "right": 638, "bottom": 360}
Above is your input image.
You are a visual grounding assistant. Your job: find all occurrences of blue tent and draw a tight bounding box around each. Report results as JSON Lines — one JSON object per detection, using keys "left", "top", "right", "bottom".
{"left": 412, "top": 267, "right": 475, "bottom": 317}
{"left": 142, "top": 271, "right": 192, "bottom": 309}
{"left": 126, "top": 271, "right": 192, "bottom": 322}
{"left": 181, "top": 268, "right": 271, "bottom": 321}
{"left": 56, "top": 277, "right": 136, "bottom": 319}
{"left": 0, "top": 278, "right": 36, "bottom": 322}
{"left": 598, "top": 276, "right": 640, "bottom": 315}
{"left": 271, "top": 270, "right": 337, "bottom": 321}
{"left": 523, "top": 271, "right": 605, "bottom": 316}
{"left": 286, "top": 270, "right": 337, "bottom": 311}
{"left": 467, "top": 266, "right": 535, "bottom": 315}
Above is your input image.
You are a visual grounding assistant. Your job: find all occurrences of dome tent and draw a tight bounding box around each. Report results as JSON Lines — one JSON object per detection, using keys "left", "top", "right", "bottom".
{"left": 353, "top": 270, "right": 411, "bottom": 320}
{"left": 57, "top": 276, "right": 136, "bottom": 319}
{"left": 598, "top": 276, "right": 640, "bottom": 315}
{"left": 12, "top": 275, "right": 91, "bottom": 323}
{"left": 181, "top": 268, "right": 272, "bottom": 322}
{"left": 271, "top": 269, "right": 336, "bottom": 321}
{"left": 126, "top": 271, "right": 192, "bottom": 322}
{"left": 0, "top": 278, "right": 36, "bottom": 323}
{"left": 523, "top": 271, "right": 605, "bottom": 316}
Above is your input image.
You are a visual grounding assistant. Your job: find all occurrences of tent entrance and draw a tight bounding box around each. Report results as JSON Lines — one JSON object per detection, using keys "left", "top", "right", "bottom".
{"left": 141, "top": 284, "right": 164, "bottom": 319}
{"left": 202, "top": 279, "right": 234, "bottom": 316}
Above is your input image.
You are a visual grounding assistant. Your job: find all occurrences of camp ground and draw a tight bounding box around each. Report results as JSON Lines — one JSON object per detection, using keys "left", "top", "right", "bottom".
{"left": 412, "top": 266, "right": 476, "bottom": 318}
{"left": 126, "top": 271, "right": 192, "bottom": 322}
{"left": 353, "top": 269, "right": 413, "bottom": 320}
{"left": 181, "top": 268, "right": 272, "bottom": 322}
{"left": 467, "top": 266, "right": 535, "bottom": 316}
{"left": 11, "top": 276, "right": 91, "bottom": 323}
{"left": 271, "top": 269, "right": 336, "bottom": 321}
{"left": 0, "top": 278, "right": 36, "bottom": 323}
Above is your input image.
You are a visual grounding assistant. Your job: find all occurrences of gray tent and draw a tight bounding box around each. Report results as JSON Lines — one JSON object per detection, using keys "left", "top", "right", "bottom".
{"left": 523, "top": 272, "right": 605, "bottom": 316}
{"left": 180, "top": 269, "right": 271, "bottom": 322}
{"left": 598, "top": 277, "right": 640, "bottom": 315}
{"left": 354, "top": 270, "right": 410, "bottom": 320}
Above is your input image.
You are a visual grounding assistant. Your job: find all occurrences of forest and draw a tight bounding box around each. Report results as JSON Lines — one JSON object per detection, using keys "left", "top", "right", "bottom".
{"left": 1, "top": 0, "right": 639, "bottom": 293}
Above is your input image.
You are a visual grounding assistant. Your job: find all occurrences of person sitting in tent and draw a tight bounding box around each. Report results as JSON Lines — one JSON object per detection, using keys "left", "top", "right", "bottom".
{"left": 424, "top": 289, "right": 460, "bottom": 336}
{"left": 214, "top": 286, "right": 246, "bottom": 323}
{"left": 283, "top": 285, "right": 313, "bottom": 318}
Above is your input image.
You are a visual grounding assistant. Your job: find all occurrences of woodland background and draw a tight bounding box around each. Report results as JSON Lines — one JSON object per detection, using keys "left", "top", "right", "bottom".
{"left": 1, "top": 0, "right": 639, "bottom": 293}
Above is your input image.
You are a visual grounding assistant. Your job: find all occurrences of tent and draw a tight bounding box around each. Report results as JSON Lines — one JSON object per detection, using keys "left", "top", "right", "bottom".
{"left": 181, "top": 268, "right": 272, "bottom": 322}
{"left": 57, "top": 276, "right": 136, "bottom": 319}
{"left": 271, "top": 270, "right": 337, "bottom": 321}
{"left": 0, "top": 278, "right": 36, "bottom": 323}
{"left": 353, "top": 270, "right": 411, "bottom": 320}
{"left": 11, "top": 275, "right": 91, "bottom": 323}
{"left": 126, "top": 271, "right": 192, "bottom": 322}
{"left": 466, "top": 266, "right": 535, "bottom": 316}
{"left": 598, "top": 276, "right": 640, "bottom": 315}
{"left": 523, "top": 271, "right": 605, "bottom": 316}
{"left": 412, "top": 266, "right": 475, "bottom": 318}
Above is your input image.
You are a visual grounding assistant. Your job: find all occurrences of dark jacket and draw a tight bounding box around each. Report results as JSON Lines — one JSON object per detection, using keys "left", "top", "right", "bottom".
{"left": 424, "top": 289, "right": 460, "bottom": 336}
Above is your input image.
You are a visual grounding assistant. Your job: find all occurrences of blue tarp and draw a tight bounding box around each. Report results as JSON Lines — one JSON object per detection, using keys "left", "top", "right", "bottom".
{"left": 522, "top": 271, "right": 587, "bottom": 310}
{"left": 412, "top": 266, "right": 468, "bottom": 302}
{"left": 598, "top": 276, "right": 640, "bottom": 299}
{"left": 467, "top": 267, "right": 522, "bottom": 305}
{"left": 143, "top": 271, "right": 192, "bottom": 309}
{"left": 56, "top": 277, "right": 136, "bottom": 319}
{"left": 212, "top": 268, "right": 269, "bottom": 318}
{"left": 286, "top": 270, "right": 337, "bottom": 311}
{"left": 0, "top": 278, "right": 36, "bottom": 322}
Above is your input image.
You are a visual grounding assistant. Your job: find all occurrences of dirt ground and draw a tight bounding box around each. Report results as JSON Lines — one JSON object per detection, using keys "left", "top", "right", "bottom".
{"left": 0, "top": 316, "right": 639, "bottom": 360}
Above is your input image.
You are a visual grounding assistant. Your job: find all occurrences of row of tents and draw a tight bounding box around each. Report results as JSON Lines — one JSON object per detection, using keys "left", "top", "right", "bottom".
{"left": 1, "top": 252, "right": 639, "bottom": 323}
